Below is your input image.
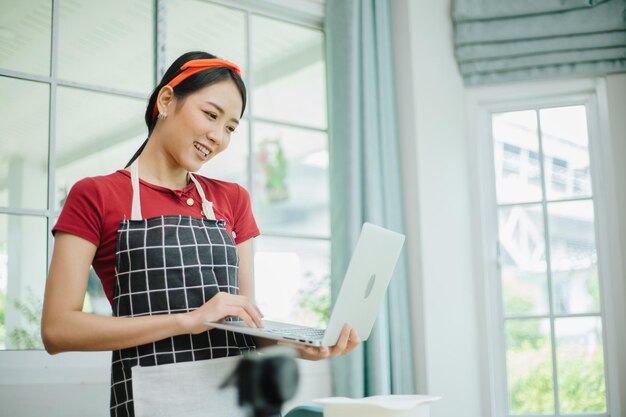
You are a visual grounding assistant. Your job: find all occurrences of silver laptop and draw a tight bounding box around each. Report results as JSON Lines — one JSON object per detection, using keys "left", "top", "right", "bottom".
{"left": 206, "top": 222, "right": 405, "bottom": 347}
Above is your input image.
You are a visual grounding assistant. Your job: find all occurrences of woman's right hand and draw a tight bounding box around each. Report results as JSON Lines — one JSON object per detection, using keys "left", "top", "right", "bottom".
{"left": 182, "top": 292, "right": 264, "bottom": 334}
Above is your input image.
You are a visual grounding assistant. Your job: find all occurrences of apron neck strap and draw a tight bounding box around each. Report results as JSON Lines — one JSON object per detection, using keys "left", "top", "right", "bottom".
{"left": 130, "top": 159, "right": 142, "bottom": 221}
{"left": 188, "top": 173, "right": 216, "bottom": 220}
{"left": 129, "top": 159, "right": 216, "bottom": 220}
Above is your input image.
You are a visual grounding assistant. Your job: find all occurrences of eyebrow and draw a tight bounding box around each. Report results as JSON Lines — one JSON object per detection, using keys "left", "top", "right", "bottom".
{"left": 205, "top": 101, "right": 240, "bottom": 124}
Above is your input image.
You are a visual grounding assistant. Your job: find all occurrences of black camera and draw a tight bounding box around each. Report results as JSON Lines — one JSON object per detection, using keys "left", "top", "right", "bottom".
{"left": 221, "top": 346, "right": 300, "bottom": 417}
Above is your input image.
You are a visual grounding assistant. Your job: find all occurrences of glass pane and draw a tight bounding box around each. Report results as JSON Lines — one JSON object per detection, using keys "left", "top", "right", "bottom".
{"left": 197, "top": 120, "right": 249, "bottom": 187}
{"left": 254, "top": 236, "right": 330, "bottom": 328}
{"left": 0, "top": 77, "right": 49, "bottom": 210}
{"left": 505, "top": 318, "right": 554, "bottom": 414}
{"left": 252, "top": 122, "right": 329, "bottom": 237}
{"left": 45, "top": 215, "right": 111, "bottom": 316}
{"left": 58, "top": 0, "right": 153, "bottom": 93}
{"left": 56, "top": 86, "right": 146, "bottom": 209}
{"left": 492, "top": 110, "right": 542, "bottom": 204}
{"left": 45, "top": 215, "right": 111, "bottom": 317}
{"left": 555, "top": 317, "right": 606, "bottom": 413}
{"left": 0, "top": 214, "right": 47, "bottom": 350}
{"left": 540, "top": 106, "right": 592, "bottom": 200}
{"left": 548, "top": 200, "right": 599, "bottom": 314}
{"left": 0, "top": 0, "right": 51, "bottom": 76}
{"left": 83, "top": 267, "right": 112, "bottom": 316}
{"left": 166, "top": 0, "right": 246, "bottom": 75}
{"left": 498, "top": 205, "right": 549, "bottom": 315}
{"left": 252, "top": 15, "right": 327, "bottom": 128}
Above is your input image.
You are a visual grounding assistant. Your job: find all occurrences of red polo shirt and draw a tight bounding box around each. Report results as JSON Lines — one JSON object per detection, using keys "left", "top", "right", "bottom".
{"left": 52, "top": 169, "right": 260, "bottom": 303}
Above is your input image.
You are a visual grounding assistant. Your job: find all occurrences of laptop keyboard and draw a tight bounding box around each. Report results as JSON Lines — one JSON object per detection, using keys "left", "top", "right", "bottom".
{"left": 253, "top": 320, "right": 326, "bottom": 339}
{"left": 223, "top": 319, "right": 326, "bottom": 340}
{"left": 261, "top": 325, "right": 325, "bottom": 339}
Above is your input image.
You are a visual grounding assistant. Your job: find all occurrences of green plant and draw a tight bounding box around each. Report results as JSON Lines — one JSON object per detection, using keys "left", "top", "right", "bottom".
{"left": 298, "top": 273, "right": 331, "bottom": 327}
{"left": 507, "top": 345, "right": 606, "bottom": 414}
{"left": 265, "top": 143, "right": 287, "bottom": 192}
{"left": 9, "top": 288, "right": 43, "bottom": 349}
{"left": 0, "top": 290, "right": 6, "bottom": 347}
{"left": 504, "top": 291, "right": 535, "bottom": 316}
{"left": 508, "top": 349, "right": 555, "bottom": 414}
{"left": 586, "top": 270, "right": 600, "bottom": 309}
{"left": 559, "top": 349, "right": 606, "bottom": 413}
{"left": 506, "top": 318, "right": 546, "bottom": 351}
{"left": 257, "top": 139, "right": 289, "bottom": 202}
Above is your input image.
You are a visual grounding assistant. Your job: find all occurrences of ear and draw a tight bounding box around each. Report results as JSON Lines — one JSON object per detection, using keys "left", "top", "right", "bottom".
{"left": 155, "top": 85, "right": 176, "bottom": 114}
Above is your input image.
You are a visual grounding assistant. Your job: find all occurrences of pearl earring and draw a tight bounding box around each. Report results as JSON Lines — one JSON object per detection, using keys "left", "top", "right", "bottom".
{"left": 157, "top": 111, "right": 167, "bottom": 120}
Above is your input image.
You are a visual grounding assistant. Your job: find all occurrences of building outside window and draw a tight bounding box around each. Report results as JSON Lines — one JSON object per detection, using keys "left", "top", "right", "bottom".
{"left": 467, "top": 77, "right": 626, "bottom": 417}
{"left": 0, "top": 0, "right": 330, "bottom": 350}
{"left": 492, "top": 105, "right": 607, "bottom": 415}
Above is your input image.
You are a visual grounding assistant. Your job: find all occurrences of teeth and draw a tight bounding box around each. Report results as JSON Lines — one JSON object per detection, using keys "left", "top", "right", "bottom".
{"left": 194, "top": 142, "right": 210, "bottom": 157}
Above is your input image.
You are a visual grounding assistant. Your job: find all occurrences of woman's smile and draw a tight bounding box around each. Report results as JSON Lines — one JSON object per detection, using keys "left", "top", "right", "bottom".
{"left": 193, "top": 141, "right": 212, "bottom": 160}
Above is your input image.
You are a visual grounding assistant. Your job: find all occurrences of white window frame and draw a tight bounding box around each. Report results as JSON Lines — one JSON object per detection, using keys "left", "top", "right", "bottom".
{"left": 466, "top": 77, "right": 626, "bottom": 417}
{"left": 0, "top": 0, "right": 328, "bottom": 396}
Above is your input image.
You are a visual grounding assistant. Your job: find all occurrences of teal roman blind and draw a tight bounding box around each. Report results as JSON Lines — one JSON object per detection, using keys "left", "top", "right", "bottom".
{"left": 452, "top": 0, "right": 626, "bottom": 85}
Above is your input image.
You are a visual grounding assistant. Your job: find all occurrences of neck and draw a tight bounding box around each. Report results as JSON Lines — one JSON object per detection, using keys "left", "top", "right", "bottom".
{"left": 131, "top": 137, "right": 189, "bottom": 190}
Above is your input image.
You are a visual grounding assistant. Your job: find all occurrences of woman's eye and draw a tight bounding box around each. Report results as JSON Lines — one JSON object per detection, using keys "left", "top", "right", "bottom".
{"left": 227, "top": 126, "right": 236, "bottom": 133}
{"left": 204, "top": 111, "right": 218, "bottom": 119}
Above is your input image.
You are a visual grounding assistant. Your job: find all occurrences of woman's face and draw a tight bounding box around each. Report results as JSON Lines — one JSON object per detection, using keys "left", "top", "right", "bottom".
{"left": 159, "top": 78, "right": 243, "bottom": 172}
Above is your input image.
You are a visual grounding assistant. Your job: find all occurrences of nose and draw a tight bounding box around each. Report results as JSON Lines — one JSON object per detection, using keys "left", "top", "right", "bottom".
{"left": 206, "top": 127, "right": 224, "bottom": 145}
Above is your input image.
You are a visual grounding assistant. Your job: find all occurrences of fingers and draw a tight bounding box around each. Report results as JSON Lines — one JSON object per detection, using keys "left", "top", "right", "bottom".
{"left": 207, "top": 293, "right": 264, "bottom": 328}
{"left": 224, "top": 305, "right": 259, "bottom": 328}
{"left": 254, "top": 303, "right": 264, "bottom": 319}
{"left": 310, "top": 346, "right": 330, "bottom": 359}
{"left": 276, "top": 324, "right": 362, "bottom": 361}
{"left": 329, "top": 324, "right": 352, "bottom": 356}
{"left": 229, "top": 299, "right": 264, "bottom": 328}
{"left": 277, "top": 341, "right": 330, "bottom": 361}
{"left": 344, "top": 327, "right": 361, "bottom": 355}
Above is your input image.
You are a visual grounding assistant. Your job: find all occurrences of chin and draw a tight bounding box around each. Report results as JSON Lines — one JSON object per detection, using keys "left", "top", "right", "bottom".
{"left": 184, "top": 153, "right": 216, "bottom": 173}
{"left": 180, "top": 159, "right": 203, "bottom": 173}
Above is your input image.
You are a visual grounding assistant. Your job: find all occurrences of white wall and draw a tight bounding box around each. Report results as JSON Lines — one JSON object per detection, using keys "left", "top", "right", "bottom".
{"left": 391, "top": 1, "right": 483, "bottom": 417}
{"left": 0, "top": 351, "right": 111, "bottom": 417}
{"left": 601, "top": 73, "right": 626, "bottom": 412}
{"left": 605, "top": 73, "right": 626, "bottom": 294}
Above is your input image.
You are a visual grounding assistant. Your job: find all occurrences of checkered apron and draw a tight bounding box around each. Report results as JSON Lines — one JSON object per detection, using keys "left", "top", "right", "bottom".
{"left": 109, "top": 160, "right": 256, "bottom": 417}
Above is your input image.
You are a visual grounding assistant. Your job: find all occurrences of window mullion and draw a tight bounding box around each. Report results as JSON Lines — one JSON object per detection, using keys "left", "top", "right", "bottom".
{"left": 245, "top": 9, "right": 253, "bottom": 196}
{"left": 155, "top": 0, "right": 166, "bottom": 82}
{"left": 244, "top": 9, "right": 258, "bottom": 260}
{"left": 47, "top": 0, "right": 60, "bottom": 267}
{"left": 536, "top": 108, "right": 562, "bottom": 415}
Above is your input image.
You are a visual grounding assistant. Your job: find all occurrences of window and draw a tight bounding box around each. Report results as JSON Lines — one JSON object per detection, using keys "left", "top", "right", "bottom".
{"left": 0, "top": 0, "right": 329, "bottom": 350}
{"left": 494, "top": 106, "right": 606, "bottom": 415}
{"left": 468, "top": 79, "right": 625, "bottom": 417}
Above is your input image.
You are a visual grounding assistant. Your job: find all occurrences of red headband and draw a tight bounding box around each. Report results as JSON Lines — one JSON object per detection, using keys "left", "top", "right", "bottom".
{"left": 152, "top": 58, "right": 242, "bottom": 119}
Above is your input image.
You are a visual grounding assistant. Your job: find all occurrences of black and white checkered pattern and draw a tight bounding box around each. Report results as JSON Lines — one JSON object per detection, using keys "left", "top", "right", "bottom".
{"left": 109, "top": 215, "right": 255, "bottom": 417}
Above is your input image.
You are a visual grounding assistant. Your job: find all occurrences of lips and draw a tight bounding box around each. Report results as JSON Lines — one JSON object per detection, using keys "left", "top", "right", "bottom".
{"left": 193, "top": 141, "right": 211, "bottom": 159}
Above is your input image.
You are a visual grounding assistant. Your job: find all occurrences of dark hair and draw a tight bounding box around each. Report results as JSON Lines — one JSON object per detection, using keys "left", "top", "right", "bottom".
{"left": 125, "top": 51, "right": 247, "bottom": 167}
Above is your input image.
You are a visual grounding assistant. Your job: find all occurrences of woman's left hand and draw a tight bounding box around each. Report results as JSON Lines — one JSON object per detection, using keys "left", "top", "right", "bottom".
{"left": 277, "top": 324, "right": 361, "bottom": 361}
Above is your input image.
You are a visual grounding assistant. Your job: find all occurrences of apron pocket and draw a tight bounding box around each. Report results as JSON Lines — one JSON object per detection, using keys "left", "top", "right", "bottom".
{"left": 132, "top": 356, "right": 246, "bottom": 417}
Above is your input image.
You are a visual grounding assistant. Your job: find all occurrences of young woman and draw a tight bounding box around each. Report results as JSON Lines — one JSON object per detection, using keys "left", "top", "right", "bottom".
{"left": 41, "top": 51, "right": 360, "bottom": 417}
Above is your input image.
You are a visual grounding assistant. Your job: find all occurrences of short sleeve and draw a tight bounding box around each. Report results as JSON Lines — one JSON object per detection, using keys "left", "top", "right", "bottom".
{"left": 232, "top": 184, "right": 260, "bottom": 244}
{"left": 52, "top": 177, "right": 104, "bottom": 247}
